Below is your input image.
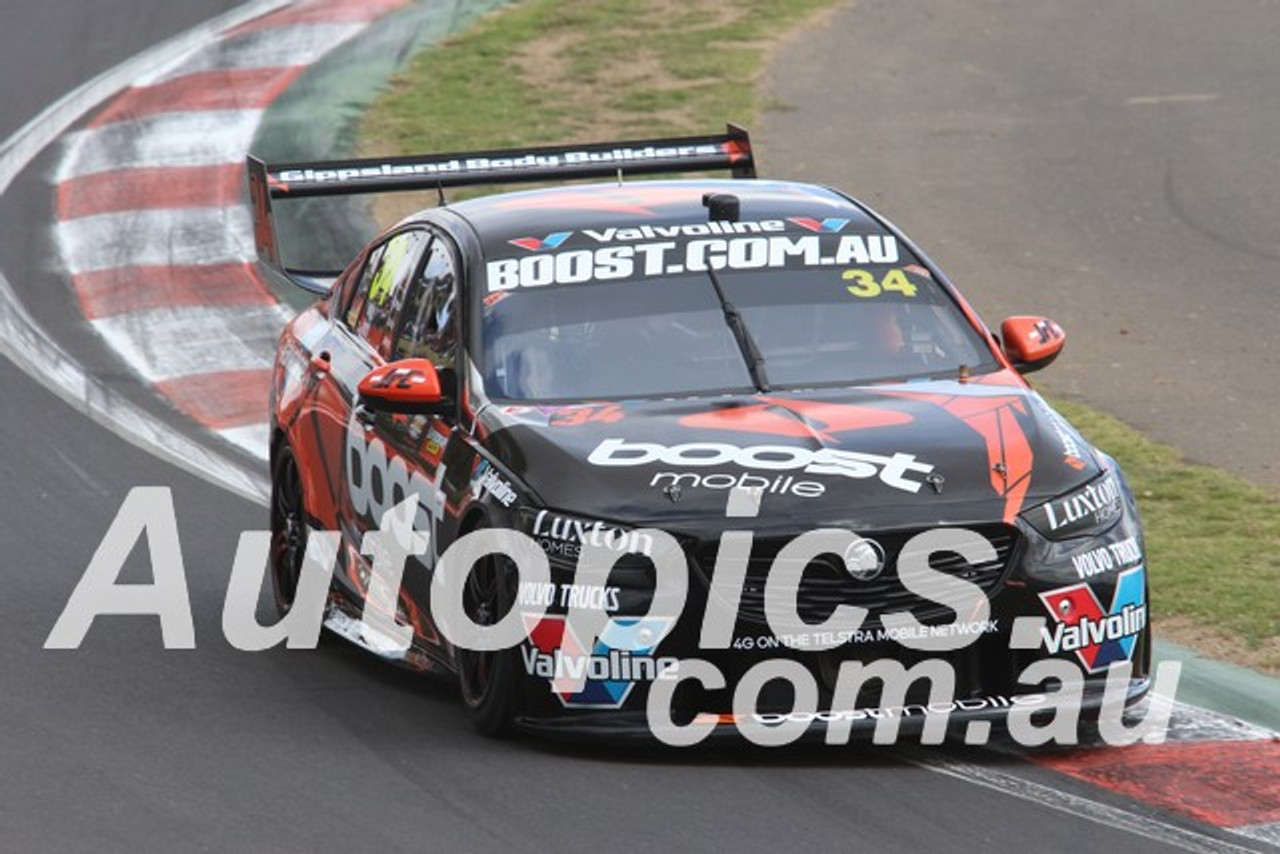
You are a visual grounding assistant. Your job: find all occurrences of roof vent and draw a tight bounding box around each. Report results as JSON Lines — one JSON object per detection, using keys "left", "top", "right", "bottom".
{"left": 702, "top": 192, "right": 740, "bottom": 222}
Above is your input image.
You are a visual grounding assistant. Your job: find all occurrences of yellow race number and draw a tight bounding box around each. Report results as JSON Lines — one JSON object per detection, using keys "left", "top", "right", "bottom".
{"left": 843, "top": 268, "right": 919, "bottom": 299}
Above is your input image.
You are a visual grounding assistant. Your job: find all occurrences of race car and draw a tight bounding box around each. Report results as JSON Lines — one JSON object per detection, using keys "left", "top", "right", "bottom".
{"left": 249, "top": 127, "right": 1150, "bottom": 741}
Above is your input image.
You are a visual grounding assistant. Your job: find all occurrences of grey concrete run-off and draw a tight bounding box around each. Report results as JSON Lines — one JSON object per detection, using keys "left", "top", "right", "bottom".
{"left": 760, "top": 0, "right": 1280, "bottom": 487}
{"left": 1155, "top": 639, "right": 1280, "bottom": 734}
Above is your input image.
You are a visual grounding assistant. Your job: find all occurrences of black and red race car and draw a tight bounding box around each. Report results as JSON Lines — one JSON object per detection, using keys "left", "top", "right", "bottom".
{"left": 248, "top": 127, "right": 1149, "bottom": 740}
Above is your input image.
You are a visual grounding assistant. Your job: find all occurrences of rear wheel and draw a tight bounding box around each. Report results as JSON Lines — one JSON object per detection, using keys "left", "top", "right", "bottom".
{"left": 456, "top": 523, "right": 520, "bottom": 736}
{"left": 270, "top": 445, "right": 308, "bottom": 619}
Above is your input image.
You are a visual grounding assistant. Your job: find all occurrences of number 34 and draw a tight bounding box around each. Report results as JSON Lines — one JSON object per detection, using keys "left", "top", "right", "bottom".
{"left": 842, "top": 268, "right": 918, "bottom": 298}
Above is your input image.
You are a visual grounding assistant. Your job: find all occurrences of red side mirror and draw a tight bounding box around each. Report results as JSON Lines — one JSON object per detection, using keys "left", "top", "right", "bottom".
{"left": 357, "top": 358, "right": 444, "bottom": 413}
{"left": 1001, "top": 316, "right": 1065, "bottom": 374}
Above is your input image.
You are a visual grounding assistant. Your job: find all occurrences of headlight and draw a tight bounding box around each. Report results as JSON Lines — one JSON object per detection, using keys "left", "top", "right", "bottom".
{"left": 1024, "top": 470, "right": 1125, "bottom": 540}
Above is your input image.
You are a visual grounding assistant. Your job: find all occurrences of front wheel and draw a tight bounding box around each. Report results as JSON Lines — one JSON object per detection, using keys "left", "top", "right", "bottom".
{"left": 455, "top": 524, "right": 521, "bottom": 736}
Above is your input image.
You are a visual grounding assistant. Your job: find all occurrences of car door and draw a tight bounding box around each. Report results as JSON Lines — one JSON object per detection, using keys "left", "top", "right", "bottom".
{"left": 359, "top": 232, "right": 465, "bottom": 651}
{"left": 304, "top": 228, "right": 432, "bottom": 607}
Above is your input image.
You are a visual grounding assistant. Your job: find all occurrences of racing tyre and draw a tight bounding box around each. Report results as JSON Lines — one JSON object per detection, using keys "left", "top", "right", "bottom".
{"left": 456, "top": 523, "right": 520, "bottom": 736}
{"left": 270, "top": 444, "right": 308, "bottom": 619}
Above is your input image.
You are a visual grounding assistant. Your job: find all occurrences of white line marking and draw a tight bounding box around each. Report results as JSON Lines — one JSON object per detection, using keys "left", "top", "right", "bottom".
{"left": 136, "top": 22, "right": 366, "bottom": 84}
{"left": 908, "top": 752, "right": 1267, "bottom": 854}
{"left": 0, "top": 0, "right": 287, "bottom": 196}
{"left": 56, "top": 109, "right": 264, "bottom": 180}
{"left": 1125, "top": 93, "right": 1221, "bottom": 106}
{"left": 1232, "top": 822, "right": 1280, "bottom": 848}
{"left": 0, "top": 272, "right": 267, "bottom": 503}
{"left": 0, "top": 0, "right": 286, "bottom": 503}
{"left": 56, "top": 207, "right": 256, "bottom": 273}
{"left": 92, "top": 303, "right": 290, "bottom": 383}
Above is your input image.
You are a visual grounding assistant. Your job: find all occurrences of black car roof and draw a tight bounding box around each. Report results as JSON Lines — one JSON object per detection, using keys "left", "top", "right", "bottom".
{"left": 441, "top": 179, "right": 883, "bottom": 256}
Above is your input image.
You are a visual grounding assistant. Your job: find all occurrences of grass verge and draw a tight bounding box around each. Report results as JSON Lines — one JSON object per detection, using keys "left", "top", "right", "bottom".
{"left": 358, "top": 0, "right": 1280, "bottom": 674}
{"left": 1050, "top": 399, "right": 1280, "bottom": 673}
{"left": 357, "top": 0, "right": 834, "bottom": 220}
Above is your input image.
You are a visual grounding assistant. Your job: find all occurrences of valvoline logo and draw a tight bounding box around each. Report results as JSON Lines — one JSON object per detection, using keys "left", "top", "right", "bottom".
{"left": 788, "top": 217, "right": 849, "bottom": 233}
{"left": 1039, "top": 566, "right": 1146, "bottom": 673}
{"left": 509, "top": 231, "right": 572, "bottom": 251}
{"left": 521, "top": 614, "right": 677, "bottom": 708}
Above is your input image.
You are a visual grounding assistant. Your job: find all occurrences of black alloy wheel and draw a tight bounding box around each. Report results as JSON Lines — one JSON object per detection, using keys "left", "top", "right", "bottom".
{"left": 456, "top": 523, "right": 520, "bottom": 736}
{"left": 270, "top": 445, "right": 308, "bottom": 618}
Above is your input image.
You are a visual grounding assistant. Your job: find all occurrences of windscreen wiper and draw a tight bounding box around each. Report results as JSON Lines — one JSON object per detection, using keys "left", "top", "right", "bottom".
{"left": 704, "top": 267, "right": 770, "bottom": 392}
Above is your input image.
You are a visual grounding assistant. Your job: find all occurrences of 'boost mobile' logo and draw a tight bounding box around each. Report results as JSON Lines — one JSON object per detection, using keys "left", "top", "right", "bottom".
{"left": 345, "top": 414, "right": 438, "bottom": 548}
{"left": 587, "top": 438, "right": 934, "bottom": 494}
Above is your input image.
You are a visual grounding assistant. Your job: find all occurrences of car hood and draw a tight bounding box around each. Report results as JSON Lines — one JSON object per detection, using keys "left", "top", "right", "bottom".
{"left": 477, "top": 375, "right": 1103, "bottom": 532}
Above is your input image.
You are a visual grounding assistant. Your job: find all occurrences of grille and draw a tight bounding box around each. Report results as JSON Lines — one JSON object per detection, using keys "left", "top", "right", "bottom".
{"left": 694, "top": 524, "right": 1019, "bottom": 629}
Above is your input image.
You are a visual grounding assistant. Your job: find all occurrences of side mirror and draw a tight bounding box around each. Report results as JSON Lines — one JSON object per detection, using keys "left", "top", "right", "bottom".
{"left": 357, "top": 358, "right": 446, "bottom": 414}
{"left": 1000, "top": 316, "right": 1065, "bottom": 374}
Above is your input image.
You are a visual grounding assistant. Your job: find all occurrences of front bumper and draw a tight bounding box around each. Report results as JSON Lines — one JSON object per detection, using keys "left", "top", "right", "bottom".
{"left": 511, "top": 506, "right": 1153, "bottom": 743}
{"left": 514, "top": 672, "right": 1152, "bottom": 745}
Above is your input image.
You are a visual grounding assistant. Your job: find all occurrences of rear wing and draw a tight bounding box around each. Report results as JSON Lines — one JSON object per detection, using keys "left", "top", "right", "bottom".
{"left": 247, "top": 125, "right": 755, "bottom": 295}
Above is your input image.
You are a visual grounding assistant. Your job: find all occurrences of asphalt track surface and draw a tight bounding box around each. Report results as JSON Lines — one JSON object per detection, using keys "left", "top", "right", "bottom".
{"left": 0, "top": 3, "right": 1272, "bottom": 853}
{"left": 761, "top": 0, "right": 1280, "bottom": 486}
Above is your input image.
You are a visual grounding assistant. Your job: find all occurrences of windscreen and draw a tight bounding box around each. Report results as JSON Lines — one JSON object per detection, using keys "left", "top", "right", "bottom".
{"left": 475, "top": 225, "right": 995, "bottom": 401}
